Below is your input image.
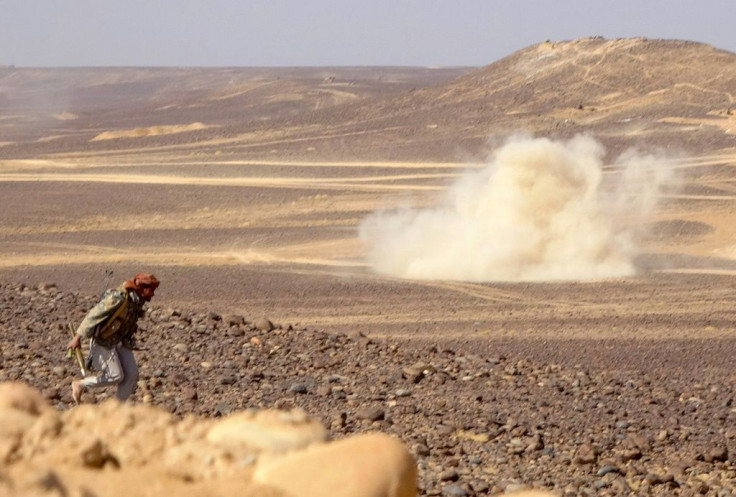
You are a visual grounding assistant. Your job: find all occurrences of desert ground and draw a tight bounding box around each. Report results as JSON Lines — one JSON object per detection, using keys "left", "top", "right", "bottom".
{"left": 0, "top": 37, "right": 735, "bottom": 495}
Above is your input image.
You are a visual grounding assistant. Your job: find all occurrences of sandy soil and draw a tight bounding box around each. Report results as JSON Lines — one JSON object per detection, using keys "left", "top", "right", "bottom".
{"left": 1, "top": 150, "right": 736, "bottom": 376}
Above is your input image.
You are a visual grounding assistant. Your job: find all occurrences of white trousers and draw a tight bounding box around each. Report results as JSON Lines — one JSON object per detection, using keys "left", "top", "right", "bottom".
{"left": 80, "top": 342, "right": 139, "bottom": 401}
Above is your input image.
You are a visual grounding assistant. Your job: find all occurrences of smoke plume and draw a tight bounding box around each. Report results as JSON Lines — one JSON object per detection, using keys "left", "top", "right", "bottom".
{"left": 360, "top": 134, "right": 675, "bottom": 282}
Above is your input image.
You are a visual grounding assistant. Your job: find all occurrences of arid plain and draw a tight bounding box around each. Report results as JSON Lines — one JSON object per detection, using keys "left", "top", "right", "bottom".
{"left": 1, "top": 37, "right": 736, "bottom": 495}
{"left": 2, "top": 38, "right": 736, "bottom": 371}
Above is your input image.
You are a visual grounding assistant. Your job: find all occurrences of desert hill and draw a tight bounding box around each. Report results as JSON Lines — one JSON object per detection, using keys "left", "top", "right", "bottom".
{"left": 1, "top": 38, "right": 733, "bottom": 162}
{"left": 325, "top": 37, "right": 736, "bottom": 158}
{"left": 0, "top": 66, "right": 471, "bottom": 157}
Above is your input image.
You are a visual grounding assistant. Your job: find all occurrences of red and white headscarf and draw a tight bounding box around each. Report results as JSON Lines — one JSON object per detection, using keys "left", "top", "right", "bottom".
{"left": 124, "top": 273, "right": 160, "bottom": 292}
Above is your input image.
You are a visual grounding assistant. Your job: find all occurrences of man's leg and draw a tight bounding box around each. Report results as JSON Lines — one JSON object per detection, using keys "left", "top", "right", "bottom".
{"left": 73, "top": 342, "right": 124, "bottom": 403}
{"left": 115, "top": 345, "right": 139, "bottom": 401}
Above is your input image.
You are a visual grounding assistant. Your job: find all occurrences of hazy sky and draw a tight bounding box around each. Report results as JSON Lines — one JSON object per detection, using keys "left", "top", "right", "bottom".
{"left": 2, "top": 1, "right": 734, "bottom": 67}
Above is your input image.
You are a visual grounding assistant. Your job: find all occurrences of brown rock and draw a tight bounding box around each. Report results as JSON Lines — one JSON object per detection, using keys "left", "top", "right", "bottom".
{"left": 620, "top": 448, "right": 642, "bottom": 461}
{"left": 413, "top": 443, "right": 430, "bottom": 457}
{"left": 502, "top": 492, "right": 557, "bottom": 497}
{"left": 0, "top": 382, "right": 51, "bottom": 415}
{"left": 403, "top": 367, "right": 425, "bottom": 384}
{"left": 356, "top": 406, "right": 385, "bottom": 422}
{"left": 624, "top": 433, "right": 650, "bottom": 452}
{"left": 254, "top": 432, "right": 416, "bottom": 497}
{"left": 254, "top": 317, "right": 274, "bottom": 332}
{"left": 704, "top": 446, "right": 728, "bottom": 463}
{"left": 316, "top": 385, "right": 332, "bottom": 396}
{"left": 222, "top": 314, "right": 245, "bottom": 326}
{"left": 439, "top": 469, "right": 459, "bottom": 481}
{"left": 0, "top": 409, "right": 38, "bottom": 462}
{"left": 206, "top": 408, "right": 327, "bottom": 452}
{"left": 573, "top": 443, "right": 598, "bottom": 465}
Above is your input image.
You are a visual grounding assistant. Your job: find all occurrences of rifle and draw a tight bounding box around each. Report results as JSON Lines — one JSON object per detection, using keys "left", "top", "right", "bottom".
{"left": 66, "top": 323, "right": 88, "bottom": 377}
{"left": 100, "top": 268, "right": 113, "bottom": 299}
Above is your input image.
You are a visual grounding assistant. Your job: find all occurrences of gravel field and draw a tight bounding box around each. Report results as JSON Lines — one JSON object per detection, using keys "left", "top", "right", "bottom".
{"left": 1, "top": 283, "right": 734, "bottom": 496}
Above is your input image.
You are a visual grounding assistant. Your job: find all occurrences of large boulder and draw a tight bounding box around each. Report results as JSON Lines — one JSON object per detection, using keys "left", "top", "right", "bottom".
{"left": 0, "top": 382, "right": 55, "bottom": 462}
{"left": 254, "top": 432, "right": 416, "bottom": 497}
{"left": 207, "top": 408, "right": 327, "bottom": 452}
{"left": 0, "top": 381, "right": 51, "bottom": 415}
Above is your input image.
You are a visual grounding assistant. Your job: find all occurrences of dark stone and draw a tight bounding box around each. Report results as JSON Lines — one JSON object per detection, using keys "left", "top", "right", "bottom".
{"left": 213, "top": 403, "right": 231, "bottom": 417}
{"left": 289, "top": 383, "right": 308, "bottom": 394}
{"left": 220, "top": 375, "right": 237, "bottom": 385}
{"left": 441, "top": 484, "right": 467, "bottom": 496}
{"left": 596, "top": 465, "right": 622, "bottom": 477}
{"left": 355, "top": 407, "right": 385, "bottom": 422}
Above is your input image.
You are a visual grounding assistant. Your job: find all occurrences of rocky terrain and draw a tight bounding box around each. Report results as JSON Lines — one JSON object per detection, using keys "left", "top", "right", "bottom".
{"left": 1, "top": 282, "right": 733, "bottom": 496}
{"left": 1, "top": 37, "right": 736, "bottom": 496}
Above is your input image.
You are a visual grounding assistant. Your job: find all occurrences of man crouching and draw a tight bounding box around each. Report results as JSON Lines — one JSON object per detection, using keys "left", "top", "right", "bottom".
{"left": 66, "top": 272, "right": 160, "bottom": 404}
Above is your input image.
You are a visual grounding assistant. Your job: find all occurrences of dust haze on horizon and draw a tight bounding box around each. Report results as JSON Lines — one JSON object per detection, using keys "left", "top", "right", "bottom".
{"left": 360, "top": 135, "right": 678, "bottom": 282}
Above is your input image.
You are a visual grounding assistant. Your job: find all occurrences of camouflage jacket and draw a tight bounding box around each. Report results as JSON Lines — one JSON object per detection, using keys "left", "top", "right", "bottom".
{"left": 76, "top": 284, "right": 144, "bottom": 348}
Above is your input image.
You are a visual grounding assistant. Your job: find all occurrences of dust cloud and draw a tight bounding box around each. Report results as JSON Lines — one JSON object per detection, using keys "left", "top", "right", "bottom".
{"left": 360, "top": 134, "right": 676, "bottom": 282}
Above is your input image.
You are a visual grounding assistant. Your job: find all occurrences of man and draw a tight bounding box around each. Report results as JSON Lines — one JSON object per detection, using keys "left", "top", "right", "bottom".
{"left": 66, "top": 272, "right": 160, "bottom": 404}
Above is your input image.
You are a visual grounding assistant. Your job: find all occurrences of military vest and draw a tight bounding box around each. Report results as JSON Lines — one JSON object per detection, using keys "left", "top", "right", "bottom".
{"left": 95, "top": 287, "right": 141, "bottom": 347}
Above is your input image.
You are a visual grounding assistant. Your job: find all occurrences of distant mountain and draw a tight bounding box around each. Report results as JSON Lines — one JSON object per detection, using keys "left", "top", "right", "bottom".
{"left": 1, "top": 38, "right": 734, "bottom": 161}
{"left": 268, "top": 37, "right": 736, "bottom": 160}
{"left": 0, "top": 66, "right": 470, "bottom": 157}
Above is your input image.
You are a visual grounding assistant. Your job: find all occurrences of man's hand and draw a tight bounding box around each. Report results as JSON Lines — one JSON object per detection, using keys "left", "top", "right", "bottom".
{"left": 67, "top": 334, "right": 82, "bottom": 350}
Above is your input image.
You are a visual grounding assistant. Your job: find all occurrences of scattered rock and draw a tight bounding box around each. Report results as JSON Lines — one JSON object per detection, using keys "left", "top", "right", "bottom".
{"left": 289, "top": 383, "right": 308, "bottom": 394}
{"left": 704, "top": 446, "right": 728, "bottom": 463}
{"left": 222, "top": 314, "right": 244, "bottom": 326}
{"left": 441, "top": 483, "right": 467, "bottom": 496}
{"left": 0, "top": 283, "right": 735, "bottom": 495}
{"left": 573, "top": 443, "right": 598, "bottom": 465}
{"left": 438, "top": 469, "right": 459, "bottom": 482}
{"left": 254, "top": 317, "right": 274, "bottom": 332}
{"left": 355, "top": 407, "right": 385, "bottom": 422}
{"left": 596, "top": 465, "right": 622, "bottom": 477}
